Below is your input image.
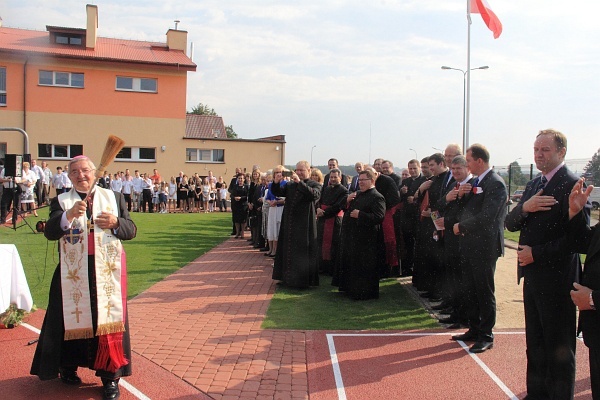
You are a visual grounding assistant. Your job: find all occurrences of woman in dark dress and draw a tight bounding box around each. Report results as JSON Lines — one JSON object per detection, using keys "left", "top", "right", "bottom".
{"left": 231, "top": 173, "right": 249, "bottom": 238}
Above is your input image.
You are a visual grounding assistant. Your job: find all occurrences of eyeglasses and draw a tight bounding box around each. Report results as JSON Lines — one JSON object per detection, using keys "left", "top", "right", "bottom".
{"left": 69, "top": 168, "right": 95, "bottom": 176}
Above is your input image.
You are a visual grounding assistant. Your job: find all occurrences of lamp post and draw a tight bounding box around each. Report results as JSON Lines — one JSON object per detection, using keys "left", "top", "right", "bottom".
{"left": 441, "top": 65, "right": 489, "bottom": 152}
{"left": 409, "top": 148, "right": 418, "bottom": 160}
{"left": 310, "top": 145, "right": 316, "bottom": 167}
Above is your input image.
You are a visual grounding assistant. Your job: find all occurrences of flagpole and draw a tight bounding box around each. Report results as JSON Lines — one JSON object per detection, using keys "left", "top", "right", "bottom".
{"left": 465, "top": 0, "right": 472, "bottom": 152}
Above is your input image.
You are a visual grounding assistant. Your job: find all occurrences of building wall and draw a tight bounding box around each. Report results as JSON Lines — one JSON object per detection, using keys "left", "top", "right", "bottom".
{"left": 0, "top": 41, "right": 285, "bottom": 181}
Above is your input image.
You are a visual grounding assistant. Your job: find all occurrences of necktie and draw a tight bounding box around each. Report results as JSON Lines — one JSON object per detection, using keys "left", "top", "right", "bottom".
{"left": 537, "top": 175, "right": 548, "bottom": 192}
{"left": 472, "top": 177, "right": 479, "bottom": 187}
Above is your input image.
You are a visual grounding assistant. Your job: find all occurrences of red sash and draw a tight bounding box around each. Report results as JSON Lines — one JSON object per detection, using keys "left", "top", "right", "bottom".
{"left": 321, "top": 205, "right": 343, "bottom": 261}
{"left": 419, "top": 190, "right": 430, "bottom": 221}
{"left": 383, "top": 204, "right": 399, "bottom": 267}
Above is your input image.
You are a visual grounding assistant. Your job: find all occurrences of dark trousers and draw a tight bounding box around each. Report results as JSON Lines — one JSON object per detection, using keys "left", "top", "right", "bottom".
{"left": 1, "top": 187, "right": 15, "bottom": 223}
{"left": 590, "top": 347, "right": 600, "bottom": 400}
{"left": 523, "top": 279, "right": 576, "bottom": 399}
{"left": 123, "top": 193, "right": 132, "bottom": 212}
{"left": 35, "top": 180, "right": 44, "bottom": 206}
{"left": 141, "top": 189, "right": 153, "bottom": 213}
{"left": 400, "top": 221, "right": 416, "bottom": 275}
{"left": 461, "top": 255, "right": 497, "bottom": 342}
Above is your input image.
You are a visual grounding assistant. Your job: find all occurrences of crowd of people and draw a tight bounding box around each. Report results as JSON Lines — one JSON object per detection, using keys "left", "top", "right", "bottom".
{"left": 3, "top": 128, "right": 600, "bottom": 399}
{"left": 0, "top": 164, "right": 236, "bottom": 223}
{"left": 229, "top": 129, "right": 600, "bottom": 399}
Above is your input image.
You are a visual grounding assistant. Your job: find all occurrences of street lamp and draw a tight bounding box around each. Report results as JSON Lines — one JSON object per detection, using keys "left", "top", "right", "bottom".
{"left": 310, "top": 145, "right": 316, "bottom": 166}
{"left": 409, "top": 148, "right": 418, "bottom": 160}
{"left": 441, "top": 65, "right": 489, "bottom": 152}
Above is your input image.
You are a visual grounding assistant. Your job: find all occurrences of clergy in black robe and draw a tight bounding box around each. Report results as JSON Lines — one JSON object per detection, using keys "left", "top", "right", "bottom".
{"left": 369, "top": 169, "right": 400, "bottom": 278}
{"left": 271, "top": 160, "right": 322, "bottom": 288}
{"left": 31, "top": 156, "right": 136, "bottom": 400}
{"left": 316, "top": 168, "right": 348, "bottom": 275}
{"left": 337, "top": 169, "right": 386, "bottom": 300}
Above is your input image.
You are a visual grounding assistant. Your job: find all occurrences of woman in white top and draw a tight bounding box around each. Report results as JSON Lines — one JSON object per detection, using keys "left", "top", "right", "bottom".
{"left": 168, "top": 176, "right": 177, "bottom": 213}
{"left": 201, "top": 177, "right": 212, "bottom": 213}
{"left": 20, "top": 161, "right": 39, "bottom": 216}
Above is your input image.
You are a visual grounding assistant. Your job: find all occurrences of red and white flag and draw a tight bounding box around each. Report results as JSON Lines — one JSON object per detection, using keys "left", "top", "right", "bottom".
{"left": 470, "top": 0, "right": 502, "bottom": 39}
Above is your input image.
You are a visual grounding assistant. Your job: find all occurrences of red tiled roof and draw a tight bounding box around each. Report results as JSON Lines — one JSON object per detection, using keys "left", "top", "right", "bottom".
{"left": 185, "top": 114, "right": 228, "bottom": 139}
{"left": 0, "top": 26, "right": 196, "bottom": 70}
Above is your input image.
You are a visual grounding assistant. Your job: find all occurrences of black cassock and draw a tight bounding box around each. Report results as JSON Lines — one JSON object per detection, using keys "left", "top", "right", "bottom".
{"left": 271, "top": 178, "right": 321, "bottom": 288}
{"left": 31, "top": 190, "right": 136, "bottom": 381}
{"left": 336, "top": 187, "right": 386, "bottom": 300}
{"left": 316, "top": 183, "right": 348, "bottom": 275}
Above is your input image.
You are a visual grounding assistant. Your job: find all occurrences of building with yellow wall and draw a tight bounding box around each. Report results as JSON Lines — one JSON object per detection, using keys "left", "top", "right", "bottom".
{"left": 0, "top": 4, "right": 285, "bottom": 182}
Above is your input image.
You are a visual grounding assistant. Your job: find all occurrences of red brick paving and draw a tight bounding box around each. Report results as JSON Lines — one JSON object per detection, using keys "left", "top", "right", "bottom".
{"left": 128, "top": 238, "right": 308, "bottom": 399}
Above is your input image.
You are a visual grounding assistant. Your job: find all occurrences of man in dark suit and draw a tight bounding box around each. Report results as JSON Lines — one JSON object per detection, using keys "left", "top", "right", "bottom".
{"left": 399, "top": 159, "right": 425, "bottom": 277}
{"left": 451, "top": 143, "right": 507, "bottom": 354}
{"left": 348, "top": 162, "right": 364, "bottom": 193}
{"left": 567, "top": 179, "right": 598, "bottom": 398}
{"left": 506, "top": 129, "right": 586, "bottom": 399}
{"left": 436, "top": 155, "right": 473, "bottom": 327}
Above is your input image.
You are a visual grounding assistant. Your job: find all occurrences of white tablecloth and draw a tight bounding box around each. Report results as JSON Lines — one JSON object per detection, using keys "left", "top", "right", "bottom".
{"left": 0, "top": 244, "right": 34, "bottom": 313}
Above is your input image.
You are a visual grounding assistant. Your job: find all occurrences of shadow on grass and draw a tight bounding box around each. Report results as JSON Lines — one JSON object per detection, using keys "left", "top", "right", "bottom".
{"left": 263, "top": 277, "right": 440, "bottom": 331}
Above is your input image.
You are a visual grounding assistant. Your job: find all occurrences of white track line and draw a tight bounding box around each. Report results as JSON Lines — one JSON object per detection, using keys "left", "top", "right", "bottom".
{"left": 456, "top": 340, "right": 518, "bottom": 400}
{"left": 326, "top": 334, "right": 347, "bottom": 400}
{"left": 326, "top": 332, "right": 525, "bottom": 400}
{"left": 22, "top": 322, "right": 151, "bottom": 400}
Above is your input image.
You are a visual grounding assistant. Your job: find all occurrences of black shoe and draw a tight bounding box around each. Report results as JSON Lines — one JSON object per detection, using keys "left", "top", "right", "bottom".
{"left": 259, "top": 247, "right": 269, "bottom": 252}
{"left": 253, "top": 244, "right": 261, "bottom": 248}
{"left": 432, "top": 302, "right": 450, "bottom": 310}
{"left": 438, "top": 317, "right": 458, "bottom": 324}
{"left": 59, "top": 368, "right": 82, "bottom": 385}
{"left": 102, "top": 379, "right": 120, "bottom": 400}
{"left": 469, "top": 341, "right": 494, "bottom": 353}
{"left": 451, "top": 331, "right": 478, "bottom": 342}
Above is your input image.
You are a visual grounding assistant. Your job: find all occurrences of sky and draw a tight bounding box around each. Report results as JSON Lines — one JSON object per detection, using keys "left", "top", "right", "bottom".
{"left": 2, "top": 0, "right": 599, "bottom": 173}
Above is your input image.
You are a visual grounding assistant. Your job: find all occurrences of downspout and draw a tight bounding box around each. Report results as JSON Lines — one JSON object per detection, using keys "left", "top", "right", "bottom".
{"left": 23, "top": 57, "right": 28, "bottom": 132}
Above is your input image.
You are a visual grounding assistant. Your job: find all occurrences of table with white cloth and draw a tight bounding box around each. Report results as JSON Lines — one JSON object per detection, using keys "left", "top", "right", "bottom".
{"left": 0, "top": 244, "right": 34, "bottom": 313}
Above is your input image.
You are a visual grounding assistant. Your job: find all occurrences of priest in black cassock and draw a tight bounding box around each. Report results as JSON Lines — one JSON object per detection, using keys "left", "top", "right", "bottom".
{"left": 316, "top": 168, "right": 348, "bottom": 276}
{"left": 31, "top": 156, "right": 137, "bottom": 400}
{"left": 337, "top": 169, "right": 386, "bottom": 300}
{"left": 271, "top": 160, "right": 322, "bottom": 288}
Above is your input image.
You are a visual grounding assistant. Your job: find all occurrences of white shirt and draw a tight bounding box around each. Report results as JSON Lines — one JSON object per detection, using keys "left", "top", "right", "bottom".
{"left": 132, "top": 177, "right": 143, "bottom": 193}
{"left": 122, "top": 178, "right": 134, "bottom": 195}
{"left": 110, "top": 178, "right": 123, "bottom": 192}
{"left": 42, "top": 167, "right": 52, "bottom": 185}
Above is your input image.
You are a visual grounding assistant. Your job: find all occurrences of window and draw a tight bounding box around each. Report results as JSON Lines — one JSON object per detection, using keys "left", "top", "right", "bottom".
{"left": 38, "top": 70, "right": 84, "bottom": 88}
{"left": 115, "top": 147, "right": 156, "bottom": 162}
{"left": 55, "top": 34, "right": 82, "bottom": 45}
{"left": 186, "top": 148, "right": 225, "bottom": 163}
{"left": 38, "top": 144, "right": 83, "bottom": 159}
{"left": 116, "top": 76, "right": 157, "bottom": 93}
{"left": 0, "top": 67, "right": 6, "bottom": 106}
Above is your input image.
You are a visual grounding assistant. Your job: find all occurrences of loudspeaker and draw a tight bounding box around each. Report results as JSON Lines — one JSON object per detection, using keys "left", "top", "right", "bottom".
{"left": 4, "top": 154, "right": 23, "bottom": 177}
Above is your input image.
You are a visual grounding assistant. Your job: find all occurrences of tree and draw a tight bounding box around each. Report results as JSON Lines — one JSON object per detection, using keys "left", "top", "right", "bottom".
{"left": 190, "top": 103, "right": 217, "bottom": 116}
{"left": 508, "top": 161, "right": 527, "bottom": 187}
{"left": 584, "top": 148, "right": 600, "bottom": 185}
{"left": 226, "top": 125, "right": 238, "bottom": 139}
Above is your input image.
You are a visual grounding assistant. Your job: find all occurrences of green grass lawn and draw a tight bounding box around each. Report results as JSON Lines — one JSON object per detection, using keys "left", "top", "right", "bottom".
{"left": 3, "top": 210, "right": 231, "bottom": 309}
{"left": 262, "top": 277, "right": 439, "bottom": 330}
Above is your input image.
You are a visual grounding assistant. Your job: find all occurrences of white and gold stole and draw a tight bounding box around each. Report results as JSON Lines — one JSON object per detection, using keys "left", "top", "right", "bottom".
{"left": 58, "top": 188, "right": 124, "bottom": 340}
